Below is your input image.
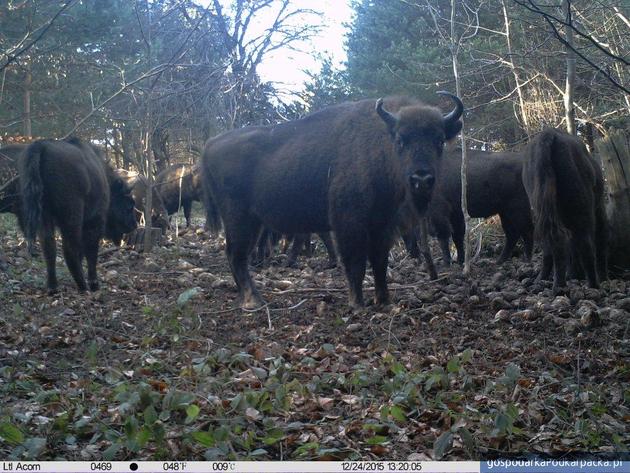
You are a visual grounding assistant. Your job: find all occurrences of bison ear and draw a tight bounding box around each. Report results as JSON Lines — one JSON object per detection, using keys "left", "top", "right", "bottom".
{"left": 375, "top": 98, "right": 398, "bottom": 137}
{"left": 445, "top": 119, "right": 463, "bottom": 141}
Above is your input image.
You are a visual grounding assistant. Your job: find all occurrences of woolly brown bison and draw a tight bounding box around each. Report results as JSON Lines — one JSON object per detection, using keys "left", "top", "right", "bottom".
{"left": 155, "top": 163, "right": 203, "bottom": 227}
{"left": 117, "top": 170, "right": 170, "bottom": 236}
{"left": 19, "top": 138, "right": 137, "bottom": 293}
{"left": 202, "top": 92, "right": 463, "bottom": 309}
{"left": 522, "top": 129, "right": 607, "bottom": 293}
{"left": 428, "top": 149, "right": 533, "bottom": 265}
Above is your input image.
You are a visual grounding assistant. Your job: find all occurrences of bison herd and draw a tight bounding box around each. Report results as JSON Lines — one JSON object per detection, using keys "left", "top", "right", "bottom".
{"left": 0, "top": 91, "right": 609, "bottom": 310}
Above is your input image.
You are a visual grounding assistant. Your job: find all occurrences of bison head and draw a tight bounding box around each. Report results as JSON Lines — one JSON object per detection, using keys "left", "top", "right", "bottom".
{"left": 376, "top": 91, "right": 463, "bottom": 213}
{"left": 105, "top": 177, "right": 138, "bottom": 245}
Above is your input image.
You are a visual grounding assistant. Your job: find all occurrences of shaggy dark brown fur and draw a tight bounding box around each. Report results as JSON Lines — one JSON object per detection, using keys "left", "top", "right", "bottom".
{"left": 19, "top": 138, "right": 137, "bottom": 293}
{"left": 202, "top": 93, "right": 463, "bottom": 309}
{"left": 430, "top": 149, "right": 533, "bottom": 265}
{"left": 522, "top": 128, "right": 607, "bottom": 292}
{"left": 155, "top": 163, "right": 202, "bottom": 227}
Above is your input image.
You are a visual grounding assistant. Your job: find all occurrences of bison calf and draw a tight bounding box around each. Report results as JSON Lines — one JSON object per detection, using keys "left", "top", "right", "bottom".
{"left": 522, "top": 128, "right": 607, "bottom": 293}
{"left": 19, "top": 138, "right": 137, "bottom": 293}
{"left": 202, "top": 92, "right": 463, "bottom": 309}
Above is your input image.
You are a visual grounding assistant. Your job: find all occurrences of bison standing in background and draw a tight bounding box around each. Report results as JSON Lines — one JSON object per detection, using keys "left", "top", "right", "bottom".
{"left": 155, "top": 163, "right": 203, "bottom": 227}
{"left": 202, "top": 92, "right": 463, "bottom": 309}
{"left": 399, "top": 149, "right": 533, "bottom": 266}
{"left": 19, "top": 138, "right": 137, "bottom": 293}
{"left": 117, "top": 170, "right": 170, "bottom": 236}
{"left": 430, "top": 149, "right": 534, "bottom": 265}
{"left": 522, "top": 128, "right": 607, "bottom": 293}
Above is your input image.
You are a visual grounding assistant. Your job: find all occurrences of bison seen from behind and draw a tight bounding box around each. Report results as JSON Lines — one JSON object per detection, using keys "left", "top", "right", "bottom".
{"left": 202, "top": 92, "right": 463, "bottom": 309}
{"left": 522, "top": 129, "right": 607, "bottom": 293}
{"left": 19, "top": 138, "right": 137, "bottom": 293}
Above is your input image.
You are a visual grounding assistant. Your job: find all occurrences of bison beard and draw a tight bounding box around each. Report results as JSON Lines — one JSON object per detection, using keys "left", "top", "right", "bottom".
{"left": 522, "top": 128, "right": 608, "bottom": 293}
{"left": 19, "top": 138, "right": 137, "bottom": 293}
{"left": 202, "top": 92, "right": 463, "bottom": 309}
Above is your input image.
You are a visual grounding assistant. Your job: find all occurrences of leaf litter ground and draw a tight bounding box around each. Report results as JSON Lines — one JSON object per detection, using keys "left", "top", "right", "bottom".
{"left": 0, "top": 213, "right": 628, "bottom": 460}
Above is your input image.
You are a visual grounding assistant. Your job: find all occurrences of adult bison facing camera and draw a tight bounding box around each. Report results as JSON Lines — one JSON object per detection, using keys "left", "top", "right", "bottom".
{"left": 522, "top": 128, "right": 607, "bottom": 293}
{"left": 202, "top": 92, "right": 463, "bottom": 309}
{"left": 19, "top": 138, "right": 138, "bottom": 294}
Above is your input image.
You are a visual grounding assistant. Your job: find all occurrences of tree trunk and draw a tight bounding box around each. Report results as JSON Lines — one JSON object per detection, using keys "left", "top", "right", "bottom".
{"left": 23, "top": 65, "right": 32, "bottom": 137}
{"left": 597, "top": 130, "right": 630, "bottom": 273}
{"left": 564, "top": 0, "right": 576, "bottom": 135}
{"left": 450, "top": 0, "right": 471, "bottom": 275}
{"left": 143, "top": 0, "right": 154, "bottom": 253}
{"left": 121, "top": 127, "right": 133, "bottom": 171}
{"left": 501, "top": 0, "right": 530, "bottom": 135}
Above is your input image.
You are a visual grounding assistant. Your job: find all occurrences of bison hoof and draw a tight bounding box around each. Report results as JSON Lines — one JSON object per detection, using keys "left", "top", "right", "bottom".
{"left": 241, "top": 293, "right": 265, "bottom": 311}
{"left": 47, "top": 287, "right": 59, "bottom": 296}
{"left": 89, "top": 280, "right": 100, "bottom": 292}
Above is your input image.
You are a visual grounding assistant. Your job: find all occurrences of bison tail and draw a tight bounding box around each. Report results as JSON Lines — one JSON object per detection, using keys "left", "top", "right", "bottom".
{"left": 202, "top": 182, "right": 222, "bottom": 234}
{"left": 532, "top": 132, "right": 564, "bottom": 242}
{"left": 19, "top": 141, "right": 46, "bottom": 244}
{"left": 200, "top": 166, "right": 222, "bottom": 234}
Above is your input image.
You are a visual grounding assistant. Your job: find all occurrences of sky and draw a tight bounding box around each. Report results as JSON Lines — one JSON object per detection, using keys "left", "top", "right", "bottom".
{"left": 198, "top": 0, "right": 355, "bottom": 96}
{"left": 255, "top": 0, "right": 355, "bottom": 95}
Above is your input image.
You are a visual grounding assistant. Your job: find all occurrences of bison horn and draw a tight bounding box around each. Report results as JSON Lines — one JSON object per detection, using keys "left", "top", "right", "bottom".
{"left": 436, "top": 91, "right": 464, "bottom": 124}
{"left": 375, "top": 98, "right": 397, "bottom": 132}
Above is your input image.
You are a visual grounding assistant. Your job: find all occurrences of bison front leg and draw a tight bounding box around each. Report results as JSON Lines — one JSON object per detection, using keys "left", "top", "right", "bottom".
{"left": 183, "top": 199, "right": 193, "bottom": 227}
{"left": 224, "top": 216, "right": 263, "bottom": 310}
{"left": 401, "top": 228, "right": 420, "bottom": 259}
{"left": 287, "top": 233, "right": 307, "bottom": 267}
{"left": 418, "top": 218, "right": 438, "bottom": 280}
{"left": 451, "top": 211, "right": 466, "bottom": 265}
{"left": 335, "top": 225, "right": 368, "bottom": 309}
{"left": 39, "top": 215, "right": 58, "bottom": 294}
{"left": 319, "top": 232, "right": 338, "bottom": 269}
{"left": 368, "top": 229, "right": 392, "bottom": 306}
{"left": 83, "top": 221, "right": 103, "bottom": 291}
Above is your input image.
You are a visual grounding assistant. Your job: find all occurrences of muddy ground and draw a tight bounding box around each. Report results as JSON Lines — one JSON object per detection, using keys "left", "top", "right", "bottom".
{"left": 0, "top": 211, "right": 628, "bottom": 460}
